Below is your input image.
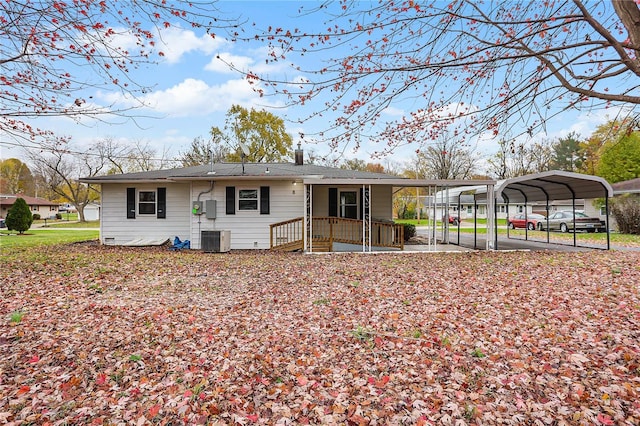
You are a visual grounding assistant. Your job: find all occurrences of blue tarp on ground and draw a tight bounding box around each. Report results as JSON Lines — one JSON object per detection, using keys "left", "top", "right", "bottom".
{"left": 170, "top": 236, "right": 190, "bottom": 250}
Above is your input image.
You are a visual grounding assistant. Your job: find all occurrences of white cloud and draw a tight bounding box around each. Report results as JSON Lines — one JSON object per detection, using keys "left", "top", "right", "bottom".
{"left": 205, "top": 53, "right": 254, "bottom": 73}
{"left": 156, "top": 27, "right": 229, "bottom": 64}
{"left": 207, "top": 47, "right": 296, "bottom": 76}
{"left": 382, "top": 106, "right": 404, "bottom": 117}
{"left": 138, "top": 78, "right": 263, "bottom": 116}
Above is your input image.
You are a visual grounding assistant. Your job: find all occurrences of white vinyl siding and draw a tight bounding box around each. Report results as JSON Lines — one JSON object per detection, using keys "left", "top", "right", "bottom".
{"left": 190, "top": 180, "right": 303, "bottom": 250}
{"left": 100, "top": 183, "right": 190, "bottom": 245}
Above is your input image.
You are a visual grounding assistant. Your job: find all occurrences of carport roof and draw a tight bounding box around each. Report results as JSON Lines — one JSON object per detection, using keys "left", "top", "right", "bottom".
{"left": 448, "top": 171, "right": 613, "bottom": 203}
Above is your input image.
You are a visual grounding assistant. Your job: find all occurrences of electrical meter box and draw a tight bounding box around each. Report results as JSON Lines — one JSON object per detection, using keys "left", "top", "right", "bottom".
{"left": 205, "top": 200, "right": 217, "bottom": 219}
{"left": 192, "top": 201, "right": 203, "bottom": 215}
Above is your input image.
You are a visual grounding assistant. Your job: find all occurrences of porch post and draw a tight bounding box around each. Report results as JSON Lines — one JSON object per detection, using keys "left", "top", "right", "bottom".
{"left": 362, "top": 184, "right": 366, "bottom": 252}
{"left": 305, "top": 184, "right": 312, "bottom": 252}
{"left": 367, "top": 184, "right": 372, "bottom": 252}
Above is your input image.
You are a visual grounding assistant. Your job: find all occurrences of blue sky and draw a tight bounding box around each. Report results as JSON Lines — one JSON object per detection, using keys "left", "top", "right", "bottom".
{"left": 3, "top": 1, "right": 618, "bottom": 170}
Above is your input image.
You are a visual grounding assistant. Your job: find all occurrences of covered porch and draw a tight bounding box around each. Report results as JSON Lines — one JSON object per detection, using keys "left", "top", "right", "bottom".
{"left": 271, "top": 178, "right": 497, "bottom": 253}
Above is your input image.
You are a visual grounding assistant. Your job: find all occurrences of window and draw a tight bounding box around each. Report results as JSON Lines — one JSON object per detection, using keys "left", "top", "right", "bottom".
{"left": 466, "top": 206, "right": 472, "bottom": 214}
{"left": 226, "top": 186, "right": 270, "bottom": 215}
{"left": 139, "top": 191, "right": 156, "bottom": 215}
{"left": 238, "top": 189, "right": 258, "bottom": 211}
{"left": 478, "top": 206, "right": 485, "bottom": 215}
{"left": 340, "top": 191, "right": 358, "bottom": 219}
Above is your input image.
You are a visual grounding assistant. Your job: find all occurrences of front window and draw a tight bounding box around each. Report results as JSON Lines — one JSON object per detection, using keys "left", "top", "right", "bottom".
{"left": 238, "top": 189, "right": 258, "bottom": 211}
{"left": 340, "top": 191, "right": 358, "bottom": 219}
{"left": 139, "top": 191, "right": 156, "bottom": 215}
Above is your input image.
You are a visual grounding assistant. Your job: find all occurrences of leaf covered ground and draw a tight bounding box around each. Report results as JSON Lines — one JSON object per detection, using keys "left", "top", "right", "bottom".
{"left": 1, "top": 246, "right": 639, "bottom": 425}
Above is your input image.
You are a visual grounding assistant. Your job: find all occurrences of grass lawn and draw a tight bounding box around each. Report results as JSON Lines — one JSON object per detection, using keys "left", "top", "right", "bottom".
{"left": 40, "top": 220, "right": 100, "bottom": 229}
{"left": 396, "top": 218, "right": 508, "bottom": 226}
{"left": 0, "top": 229, "right": 99, "bottom": 250}
{"left": 451, "top": 227, "right": 640, "bottom": 246}
{"left": 1, "top": 246, "right": 639, "bottom": 424}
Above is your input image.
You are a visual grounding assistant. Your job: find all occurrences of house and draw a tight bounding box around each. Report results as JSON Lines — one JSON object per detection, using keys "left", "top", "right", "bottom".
{"left": 611, "top": 177, "right": 640, "bottom": 195}
{"left": 81, "top": 151, "right": 496, "bottom": 252}
{"left": 0, "top": 194, "right": 60, "bottom": 219}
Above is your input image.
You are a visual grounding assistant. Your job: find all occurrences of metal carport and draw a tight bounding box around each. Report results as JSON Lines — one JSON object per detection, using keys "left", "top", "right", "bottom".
{"left": 468, "top": 171, "right": 614, "bottom": 250}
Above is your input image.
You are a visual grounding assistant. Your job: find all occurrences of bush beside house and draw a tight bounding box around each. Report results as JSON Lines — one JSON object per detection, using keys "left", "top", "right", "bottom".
{"left": 611, "top": 195, "right": 640, "bottom": 235}
{"left": 5, "top": 197, "right": 33, "bottom": 234}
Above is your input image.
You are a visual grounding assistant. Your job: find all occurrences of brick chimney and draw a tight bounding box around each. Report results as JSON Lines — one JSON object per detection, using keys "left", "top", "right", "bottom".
{"left": 294, "top": 142, "right": 304, "bottom": 165}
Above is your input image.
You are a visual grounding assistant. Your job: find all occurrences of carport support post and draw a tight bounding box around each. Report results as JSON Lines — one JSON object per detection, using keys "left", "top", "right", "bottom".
{"left": 572, "top": 197, "right": 577, "bottom": 247}
{"left": 545, "top": 198, "right": 550, "bottom": 244}
{"left": 473, "top": 196, "right": 478, "bottom": 250}
{"left": 487, "top": 183, "right": 496, "bottom": 250}
{"left": 457, "top": 195, "right": 461, "bottom": 245}
{"left": 605, "top": 196, "right": 610, "bottom": 250}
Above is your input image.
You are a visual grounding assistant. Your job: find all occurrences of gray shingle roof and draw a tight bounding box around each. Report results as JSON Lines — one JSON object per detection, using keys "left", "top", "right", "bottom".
{"left": 611, "top": 177, "right": 640, "bottom": 194}
{"left": 81, "top": 162, "right": 400, "bottom": 183}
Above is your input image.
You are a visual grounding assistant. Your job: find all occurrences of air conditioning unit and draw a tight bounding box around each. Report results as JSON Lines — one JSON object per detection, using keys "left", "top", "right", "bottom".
{"left": 201, "top": 230, "right": 230, "bottom": 253}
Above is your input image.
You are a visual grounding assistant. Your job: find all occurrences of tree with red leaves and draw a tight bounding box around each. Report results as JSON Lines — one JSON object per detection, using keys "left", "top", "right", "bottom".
{"left": 1, "top": 1, "right": 234, "bottom": 148}
{"left": 231, "top": 1, "right": 640, "bottom": 156}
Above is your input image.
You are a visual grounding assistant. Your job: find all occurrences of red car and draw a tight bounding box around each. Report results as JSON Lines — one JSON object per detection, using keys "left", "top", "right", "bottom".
{"left": 507, "top": 213, "right": 546, "bottom": 231}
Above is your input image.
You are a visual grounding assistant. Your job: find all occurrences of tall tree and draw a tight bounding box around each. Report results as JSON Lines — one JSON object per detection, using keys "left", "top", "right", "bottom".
{"left": 178, "top": 134, "right": 231, "bottom": 167}
{"left": 551, "top": 132, "right": 583, "bottom": 172}
{"left": 487, "top": 138, "right": 554, "bottom": 179}
{"left": 28, "top": 142, "right": 103, "bottom": 222}
{"left": 0, "top": 158, "right": 35, "bottom": 195}
{"left": 416, "top": 134, "right": 477, "bottom": 180}
{"left": 340, "top": 159, "right": 387, "bottom": 173}
{"left": 579, "top": 120, "right": 629, "bottom": 175}
{"left": 1, "top": 1, "right": 234, "bottom": 148}
{"left": 211, "top": 105, "right": 293, "bottom": 163}
{"left": 596, "top": 133, "right": 640, "bottom": 183}
{"left": 233, "top": 1, "right": 640, "bottom": 155}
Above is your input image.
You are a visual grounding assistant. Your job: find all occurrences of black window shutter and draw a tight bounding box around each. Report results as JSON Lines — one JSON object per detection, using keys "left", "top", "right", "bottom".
{"left": 126, "top": 188, "right": 136, "bottom": 219}
{"left": 226, "top": 186, "right": 236, "bottom": 215}
{"left": 328, "top": 187, "right": 338, "bottom": 217}
{"left": 157, "top": 187, "right": 166, "bottom": 219}
{"left": 260, "top": 186, "right": 270, "bottom": 214}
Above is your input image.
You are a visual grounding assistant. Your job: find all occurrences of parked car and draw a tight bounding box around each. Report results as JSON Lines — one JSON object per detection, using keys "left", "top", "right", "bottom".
{"left": 58, "top": 204, "right": 77, "bottom": 213}
{"left": 507, "top": 213, "right": 546, "bottom": 231}
{"left": 537, "top": 211, "right": 604, "bottom": 233}
{"left": 0, "top": 218, "right": 5, "bottom": 228}
{"left": 447, "top": 214, "right": 460, "bottom": 225}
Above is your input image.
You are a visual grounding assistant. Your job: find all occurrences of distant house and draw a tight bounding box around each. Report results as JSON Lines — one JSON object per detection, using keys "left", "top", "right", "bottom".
{"left": 0, "top": 194, "right": 59, "bottom": 218}
{"left": 611, "top": 177, "right": 640, "bottom": 195}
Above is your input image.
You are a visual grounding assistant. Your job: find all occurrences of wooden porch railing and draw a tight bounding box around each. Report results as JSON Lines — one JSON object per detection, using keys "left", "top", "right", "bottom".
{"left": 270, "top": 217, "right": 404, "bottom": 251}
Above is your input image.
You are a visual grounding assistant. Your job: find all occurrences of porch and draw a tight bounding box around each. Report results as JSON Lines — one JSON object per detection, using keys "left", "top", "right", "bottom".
{"left": 270, "top": 217, "right": 405, "bottom": 252}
